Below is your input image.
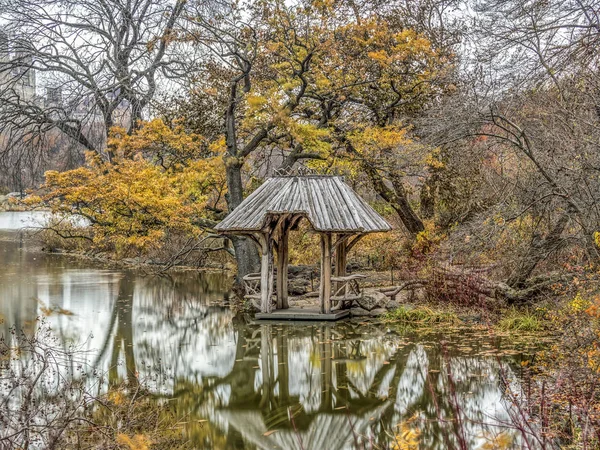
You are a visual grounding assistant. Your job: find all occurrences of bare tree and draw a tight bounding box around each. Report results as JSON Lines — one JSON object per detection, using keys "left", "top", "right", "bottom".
{"left": 0, "top": 0, "right": 192, "bottom": 167}
{"left": 419, "top": 0, "right": 600, "bottom": 292}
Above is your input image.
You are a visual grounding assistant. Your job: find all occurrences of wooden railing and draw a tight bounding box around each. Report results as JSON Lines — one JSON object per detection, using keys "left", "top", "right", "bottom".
{"left": 331, "top": 274, "right": 367, "bottom": 309}
{"left": 243, "top": 272, "right": 367, "bottom": 310}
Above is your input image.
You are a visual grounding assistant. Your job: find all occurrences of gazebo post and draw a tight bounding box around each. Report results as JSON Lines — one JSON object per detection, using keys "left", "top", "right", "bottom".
{"left": 258, "top": 232, "right": 273, "bottom": 313}
{"left": 335, "top": 240, "right": 347, "bottom": 279}
{"left": 319, "top": 233, "right": 332, "bottom": 314}
{"left": 334, "top": 234, "right": 348, "bottom": 294}
{"left": 276, "top": 223, "right": 289, "bottom": 309}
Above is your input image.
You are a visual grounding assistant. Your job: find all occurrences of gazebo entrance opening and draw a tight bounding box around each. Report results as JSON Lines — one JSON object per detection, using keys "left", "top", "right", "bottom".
{"left": 215, "top": 174, "right": 392, "bottom": 320}
{"left": 241, "top": 214, "right": 368, "bottom": 315}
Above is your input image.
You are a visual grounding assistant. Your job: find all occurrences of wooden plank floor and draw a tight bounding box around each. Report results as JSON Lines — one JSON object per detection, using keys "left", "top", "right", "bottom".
{"left": 255, "top": 307, "right": 349, "bottom": 321}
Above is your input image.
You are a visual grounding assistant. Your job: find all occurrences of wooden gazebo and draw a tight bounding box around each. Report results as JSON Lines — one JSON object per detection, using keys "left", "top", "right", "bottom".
{"left": 215, "top": 173, "right": 391, "bottom": 319}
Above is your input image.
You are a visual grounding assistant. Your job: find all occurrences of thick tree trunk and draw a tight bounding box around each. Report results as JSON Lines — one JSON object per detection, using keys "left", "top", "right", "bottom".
{"left": 361, "top": 162, "right": 424, "bottom": 235}
{"left": 225, "top": 158, "right": 260, "bottom": 280}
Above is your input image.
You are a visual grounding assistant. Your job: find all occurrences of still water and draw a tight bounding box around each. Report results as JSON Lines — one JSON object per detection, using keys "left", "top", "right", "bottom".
{"left": 0, "top": 215, "right": 539, "bottom": 449}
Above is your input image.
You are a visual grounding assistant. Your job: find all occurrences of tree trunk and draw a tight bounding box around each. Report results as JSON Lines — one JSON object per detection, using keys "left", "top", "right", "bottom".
{"left": 361, "top": 162, "right": 424, "bottom": 235}
{"left": 390, "top": 172, "right": 426, "bottom": 234}
{"left": 225, "top": 158, "right": 260, "bottom": 279}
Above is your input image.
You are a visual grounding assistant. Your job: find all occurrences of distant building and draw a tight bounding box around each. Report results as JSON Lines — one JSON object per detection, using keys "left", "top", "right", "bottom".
{"left": 0, "top": 30, "right": 37, "bottom": 102}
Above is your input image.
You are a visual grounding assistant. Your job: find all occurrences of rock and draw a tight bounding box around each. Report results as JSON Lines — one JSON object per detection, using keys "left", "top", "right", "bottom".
{"left": 288, "top": 278, "right": 311, "bottom": 296}
{"left": 350, "top": 307, "right": 370, "bottom": 317}
{"left": 395, "top": 290, "right": 413, "bottom": 303}
{"left": 288, "top": 265, "right": 318, "bottom": 279}
{"left": 369, "top": 308, "right": 387, "bottom": 317}
{"left": 356, "top": 290, "right": 388, "bottom": 311}
{"left": 347, "top": 262, "right": 362, "bottom": 272}
{"left": 385, "top": 300, "right": 400, "bottom": 310}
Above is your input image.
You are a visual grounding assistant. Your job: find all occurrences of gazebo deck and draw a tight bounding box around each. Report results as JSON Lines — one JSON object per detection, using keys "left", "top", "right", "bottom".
{"left": 255, "top": 307, "right": 349, "bottom": 321}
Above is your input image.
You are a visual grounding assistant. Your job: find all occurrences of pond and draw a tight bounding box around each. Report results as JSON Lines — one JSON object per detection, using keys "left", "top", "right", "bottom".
{"left": 0, "top": 215, "right": 542, "bottom": 449}
{"left": 0, "top": 210, "right": 54, "bottom": 230}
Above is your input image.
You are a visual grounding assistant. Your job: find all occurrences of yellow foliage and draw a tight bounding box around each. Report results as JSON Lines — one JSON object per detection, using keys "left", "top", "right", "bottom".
{"left": 413, "top": 221, "right": 445, "bottom": 256}
{"left": 347, "top": 126, "right": 411, "bottom": 159}
{"left": 108, "top": 119, "right": 208, "bottom": 169}
{"left": 116, "top": 433, "right": 152, "bottom": 450}
{"left": 424, "top": 148, "right": 445, "bottom": 170}
{"left": 570, "top": 292, "right": 592, "bottom": 313}
{"left": 38, "top": 121, "right": 227, "bottom": 257}
{"left": 229, "top": 3, "right": 451, "bottom": 178}
{"left": 391, "top": 415, "right": 421, "bottom": 450}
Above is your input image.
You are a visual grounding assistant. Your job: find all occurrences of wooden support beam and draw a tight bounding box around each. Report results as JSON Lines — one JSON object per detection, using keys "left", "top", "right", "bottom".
{"left": 346, "top": 233, "right": 366, "bottom": 252}
{"left": 334, "top": 236, "right": 348, "bottom": 294}
{"left": 276, "top": 223, "right": 289, "bottom": 309}
{"left": 319, "top": 233, "right": 332, "bottom": 314}
{"left": 334, "top": 234, "right": 348, "bottom": 278}
{"left": 258, "top": 232, "right": 273, "bottom": 314}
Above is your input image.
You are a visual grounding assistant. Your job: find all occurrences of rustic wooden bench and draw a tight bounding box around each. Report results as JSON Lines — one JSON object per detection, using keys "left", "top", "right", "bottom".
{"left": 242, "top": 272, "right": 263, "bottom": 309}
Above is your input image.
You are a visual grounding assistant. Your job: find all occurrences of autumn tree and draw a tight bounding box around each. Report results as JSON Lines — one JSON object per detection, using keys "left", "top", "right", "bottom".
{"left": 35, "top": 119, "right": 228, "bottom": 265}
{"left": 179, "top": 0, "right": 456, "bottom": 276}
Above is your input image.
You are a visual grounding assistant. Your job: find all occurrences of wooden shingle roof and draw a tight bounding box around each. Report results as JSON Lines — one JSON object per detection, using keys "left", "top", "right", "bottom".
{"left": 215, "top": 175, "right": 392, "bottom": 233}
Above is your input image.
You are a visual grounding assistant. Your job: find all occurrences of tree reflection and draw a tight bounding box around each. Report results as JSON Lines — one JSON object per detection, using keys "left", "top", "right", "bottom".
{"left": 0, "top": 242, "right": 533, "bottom": 449}
{"left": 157, "top": 320, "right": 528, "bottom": 449}
{"left": 107, "top": 274, "right": 137, "bottom": 386}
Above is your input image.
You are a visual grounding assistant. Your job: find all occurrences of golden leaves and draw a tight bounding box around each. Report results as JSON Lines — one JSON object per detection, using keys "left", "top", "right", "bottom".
{"left": 116, "top": 434, "right": 152, "bottom": 450}
{"left": 108, "top": 119, "right": 207, "bottom": 168}
{"left": 38, "top": 120, "right": 227, "bottom": 257}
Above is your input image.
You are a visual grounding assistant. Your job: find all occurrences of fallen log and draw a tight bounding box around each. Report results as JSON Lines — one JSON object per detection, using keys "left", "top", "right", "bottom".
{"left": 377, "top": 266, "right": 572, "bottom": 305}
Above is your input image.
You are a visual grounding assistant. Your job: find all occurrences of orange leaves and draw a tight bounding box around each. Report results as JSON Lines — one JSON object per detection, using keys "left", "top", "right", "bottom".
{"left": 37, "top": 120, "right": 227, "bottom": 258}
{"left": 107, "top": 119, "right": 208, "bottom": 169}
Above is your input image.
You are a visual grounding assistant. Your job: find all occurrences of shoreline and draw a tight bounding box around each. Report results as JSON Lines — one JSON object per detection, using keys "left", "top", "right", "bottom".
{"left": 0, "top": 226, "right": 562, "bottom": 335}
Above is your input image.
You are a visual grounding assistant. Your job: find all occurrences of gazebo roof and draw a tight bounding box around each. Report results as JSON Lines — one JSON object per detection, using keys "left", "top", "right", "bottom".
{"left": 215, "top": 175, "right": 392, "bottom": 233}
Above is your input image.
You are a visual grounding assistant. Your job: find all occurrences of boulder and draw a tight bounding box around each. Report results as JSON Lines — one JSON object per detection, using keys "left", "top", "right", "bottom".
{"left": 394, "top": 290, "right": 413, "bottom": 303}
{"left": 288, "top": 265, "right": 318, "bottom": 279}
{"left": 385, "top": 300, "right": 400, "bottom": 311}
{"left": 350, "top": 307, "right": 370, "bottom": 317}
{"left": 369, "top": 308, "right": 387, "bottom": 317}
{"left": 288, "top": 278, "right": 311, "bottom": 296}
{"left": 355, "top": 290, "right": 388, "bottom": 311}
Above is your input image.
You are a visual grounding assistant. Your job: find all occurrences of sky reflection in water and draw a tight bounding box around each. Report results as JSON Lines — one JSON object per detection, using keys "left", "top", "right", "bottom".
{"left": 0, "top": 226, "right": 536, "bottom": 449}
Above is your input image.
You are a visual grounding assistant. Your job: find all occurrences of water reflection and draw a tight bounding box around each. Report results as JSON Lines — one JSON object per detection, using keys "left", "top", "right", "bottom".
{"left": 0, "top": 210, "right": 53, "bottom": 229}
{"left": 0, "top": 233, "right": 532, "bottom": 449}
